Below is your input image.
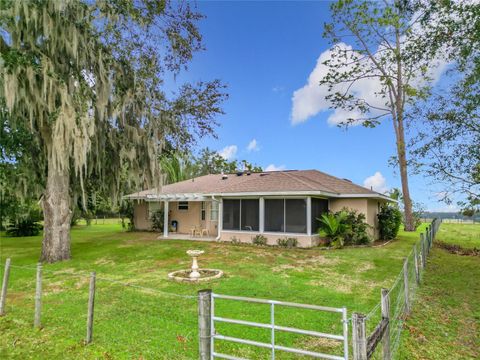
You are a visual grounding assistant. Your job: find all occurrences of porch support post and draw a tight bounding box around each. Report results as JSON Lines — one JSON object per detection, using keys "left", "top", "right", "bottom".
{"left": 163, "top": 201, "right": 169, "bottom": 238}
{"left": 218, "top": 199, "right": 223, "bottom": 235}
{"left": 306, "top": 197, "right": 312, "bottom": 235}
{"left": 259, "top": 197, "right": 265, "bottom": 233}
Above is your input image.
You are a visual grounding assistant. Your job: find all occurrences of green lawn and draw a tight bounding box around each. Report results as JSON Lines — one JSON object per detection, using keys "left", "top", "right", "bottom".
{"left": 0, "top": 222, "right": 473, "bottom": 359}
{"left": 399, "top": 223, "right": 480, "bottom": 359}
{"left": 432, "top": 223, "right": 480, "bottom": 249}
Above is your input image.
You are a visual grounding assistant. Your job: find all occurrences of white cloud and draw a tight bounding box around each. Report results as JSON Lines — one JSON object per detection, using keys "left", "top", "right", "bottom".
{"left": 265, "top": 164, "right": 286, "bottom": 172}
{"left": 218, "top": 145, "right": 237, "bottom": 160}
{"left": 247, "top": 139, "right": 259, "bottom": 152}
{"left": 363, "top": 171, "right": 388, "bottom": 194}
{"left": 291, "top": 41, "right": 449, "bottom": 126}
{"left": 272, "top": 85, "right": 285, "bottom": 93}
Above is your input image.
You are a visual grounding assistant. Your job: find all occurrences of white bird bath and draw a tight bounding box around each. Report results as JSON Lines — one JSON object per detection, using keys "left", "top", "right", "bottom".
{"left": 168, "top": 250, "right": 223, "bottom": 283}
{"left": 187, "top": 249, "right": 204, "bottom": 279}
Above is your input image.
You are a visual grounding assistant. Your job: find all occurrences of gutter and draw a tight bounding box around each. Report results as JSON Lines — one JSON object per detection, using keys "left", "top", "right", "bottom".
{"left": 125, "top": 190, "right": 394, "bottom": 203}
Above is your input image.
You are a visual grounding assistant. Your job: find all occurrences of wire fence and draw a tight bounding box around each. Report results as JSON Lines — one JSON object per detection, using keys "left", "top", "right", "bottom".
{"left": 353, "top": 218, "right": 442, "bottom": 360}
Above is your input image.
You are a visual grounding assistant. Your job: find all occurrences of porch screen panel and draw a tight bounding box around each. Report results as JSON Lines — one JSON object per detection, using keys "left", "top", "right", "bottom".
{"left": 285, "top": 199, "right": 307, "bottom": 233}
{"left": 311, "top": 198, "right": 329, "bottom": 234}
{"left": 241, "top": 199, "right": 259, "bottom": 231}
{"left": 223, "top": 199, "right": 240, "bottom": 230}
{"left": 265, "top": 199, "right": 284, "bottom": 232}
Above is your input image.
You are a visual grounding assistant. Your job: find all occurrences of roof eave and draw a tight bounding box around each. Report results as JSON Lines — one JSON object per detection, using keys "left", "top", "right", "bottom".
{"left": 124, "top": 190, "right": 395, "bottom": 202}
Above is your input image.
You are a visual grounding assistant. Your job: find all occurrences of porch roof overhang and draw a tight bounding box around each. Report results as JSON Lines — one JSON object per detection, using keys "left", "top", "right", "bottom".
{"left": 145, "top": 193, "right": 210, "bottom": 202}
{"left": 126, "top": 190, "right": 393, "bottom": 203}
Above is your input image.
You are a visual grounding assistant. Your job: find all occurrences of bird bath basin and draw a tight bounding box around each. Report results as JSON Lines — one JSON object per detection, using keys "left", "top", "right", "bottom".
{"left": 168, "top": 250, "right": 223, "bottom": 283}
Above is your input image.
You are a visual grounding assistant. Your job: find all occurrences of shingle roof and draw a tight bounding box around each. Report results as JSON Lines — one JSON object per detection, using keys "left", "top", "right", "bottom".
{"left": 125, "top": 170, "right": 389, "bottom": 199}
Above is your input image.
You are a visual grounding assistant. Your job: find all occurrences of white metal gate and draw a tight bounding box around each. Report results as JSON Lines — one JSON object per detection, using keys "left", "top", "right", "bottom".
{"left": 210, "top": 293, "right": 348, "bottom": 360}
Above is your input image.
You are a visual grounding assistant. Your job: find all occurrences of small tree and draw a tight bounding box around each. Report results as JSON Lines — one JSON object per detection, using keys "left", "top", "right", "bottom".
{"left": 320, "top": 0, "right": 440, "bottom": 231}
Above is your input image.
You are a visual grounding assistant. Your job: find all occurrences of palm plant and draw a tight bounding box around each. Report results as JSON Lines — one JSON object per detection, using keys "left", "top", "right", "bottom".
{"left": 160, "top": 153, "right": 197, "bottom": 184}
{"left": 318, "top": 212, "right": 348, "bottom": 247}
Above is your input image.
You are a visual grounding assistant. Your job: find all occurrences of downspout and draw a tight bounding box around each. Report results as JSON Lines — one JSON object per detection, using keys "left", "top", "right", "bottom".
{"left": 212, "top": 196, "right": 222, "bottom": 241}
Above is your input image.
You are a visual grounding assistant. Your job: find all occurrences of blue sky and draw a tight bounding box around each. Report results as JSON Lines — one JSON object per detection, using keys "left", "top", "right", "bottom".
{"left": 170, "top": 1, "right": 451, "bottom": 211}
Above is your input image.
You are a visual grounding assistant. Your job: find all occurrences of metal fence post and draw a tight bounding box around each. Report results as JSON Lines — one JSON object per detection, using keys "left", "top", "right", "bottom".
{"left": 198, "top": 289, "right": 212, "bottom": 360}
{"left": 381, "top": 288, "right": 391, "bottom": 360}
{"left": 0, "top": 258, "right": 11, "bottom": 316}
{"left": 342, "top": 307, "right": 349, "bottom": 360}
{"left": 420, "top": 233, "right": 426, "bottom": 269}
{"left": 34, "top": 263, "right": 42, "bottom": 328}
{"left": 403, "top": 258, "right": 410, "bottom": 314}
{"left": 352, "top": 313, "right": 367, "bottom": 360}
{"left": 86, "top": 272, "right": 96, "bottom": 344}
{"left": 413, "top": 245, "right": 420, "bottom": 285}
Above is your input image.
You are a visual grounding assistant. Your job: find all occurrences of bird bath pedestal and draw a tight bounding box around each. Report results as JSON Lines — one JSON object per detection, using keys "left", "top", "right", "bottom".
{"left": 168, "top": 250, "right": 223, "bottom": 283}
{"left": 187, "top": 250, "right": 204, "bottom": 279}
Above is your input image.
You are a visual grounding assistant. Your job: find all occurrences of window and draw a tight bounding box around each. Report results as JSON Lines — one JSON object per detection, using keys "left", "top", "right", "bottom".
{"left": 265, "top": 198, "right": 308, "bottom": 234}
{"left": 178, "top": 201, "right": 189, "bottom": 210}
{"left": 265, "top": 199, "right": 284, "bottom": 232}
{"left": 241, "top": 199, "right": 259, "bottom": 231}
{"left": 311, "top": 198, "right": 329, "bottom": 233}
{"left": 285, "top": 199, "right": 307, "bottom": 233}
{"left": 223, "top": 200, "right": 240, "bottom": 230}
{"left": 201, "top": 202, "right": 206, "bottom": 221}
{"left": 222, "top": 199, "right": 259, "bottom": 231}
{"left": 210, "top": 201, "right": 219, "bottom": 221}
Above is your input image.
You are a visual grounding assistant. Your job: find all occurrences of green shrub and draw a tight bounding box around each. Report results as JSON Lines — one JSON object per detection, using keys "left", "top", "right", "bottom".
{"left": 150, "top": 210, "right": 164, "bottom": 232}
{"left": 378, "top": 204, "right": 402, "bottom": 240}
{"left": 317, "top": 212, "right": 348, "bottom": 247}
{"left": 230, "top": 236, "right": 240, "bottom": 244}
{"left": 252, "top": 234, "right": 267, "bottom": 246}
{"left": 6, "top": 212, "right": 43, "bottom": 237}
{"left": 277, "top": 237, "right": 298, "bottom": 248}
{"left": 338, "top": 208, "right": 371, "bottom": 245}
{"left": 318, "top": 208, "right": 371, "bottom": 247}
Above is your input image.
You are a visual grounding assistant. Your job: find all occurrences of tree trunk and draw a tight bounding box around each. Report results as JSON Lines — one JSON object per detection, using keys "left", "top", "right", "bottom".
{"left": 396, "top": 118, "right": 415, "bottom": 231}
{"left": 40, "top": 166, "right": 72, "bottom": 263}
{"left": 394, "top": 19, "right": 415, "bottom": 232}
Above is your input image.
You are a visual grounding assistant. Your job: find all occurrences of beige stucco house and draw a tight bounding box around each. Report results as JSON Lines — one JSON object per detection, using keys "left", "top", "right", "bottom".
{"left": 125, "top": 169, "right": 392, "bottom": 247}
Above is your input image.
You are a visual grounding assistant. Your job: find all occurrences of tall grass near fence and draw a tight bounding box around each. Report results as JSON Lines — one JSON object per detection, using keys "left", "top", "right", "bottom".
{"left": 354, "top": 219, "right": 442, "bottom": 360}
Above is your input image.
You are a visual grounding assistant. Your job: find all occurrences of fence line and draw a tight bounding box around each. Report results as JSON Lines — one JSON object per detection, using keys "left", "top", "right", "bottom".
{"left": 352, "top": 218, "right": 442, "bottom": 360}
{"left": 0, "top": 219, "right": 442, "bottom": 359}
{"left": 0, "top": 262, "right": 197, "bottom": 299}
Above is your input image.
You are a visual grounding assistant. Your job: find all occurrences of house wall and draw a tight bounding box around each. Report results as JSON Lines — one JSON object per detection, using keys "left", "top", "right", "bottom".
{"left": 329, "top": 198, "right": 368, "bottom": 214}
{"left": 133, "top": 200, "right": 151, "bottom": 230}
{"left": 133, "top": 200, "right": 219, "bottom": 235}
{"left": 169, "top": 201, "right": 199, "bottom": 234}
{"left": 133, "top": 196, "right": 386, "bottom": 241}
{"left": 367, "top": 199, "right": 380, "bottom": 239}
{"left": 329, "top": 198, "right": 382, "bottom": 240}
{"left": 219, "top": 231, "right": 320, "bottom": 248}
{"left": 167, "top": 201, "right": 219, "bottom": 235}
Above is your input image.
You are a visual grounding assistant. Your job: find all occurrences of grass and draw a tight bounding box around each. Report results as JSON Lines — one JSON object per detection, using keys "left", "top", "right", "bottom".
{"left": 399, "top": 223, "right": 480, "bottom": 359}
{"left": 432, "top": 223, "right": 480, "bottom": 249}
{"left": 0, "top": 222, "right": 473, "bottom": 359}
